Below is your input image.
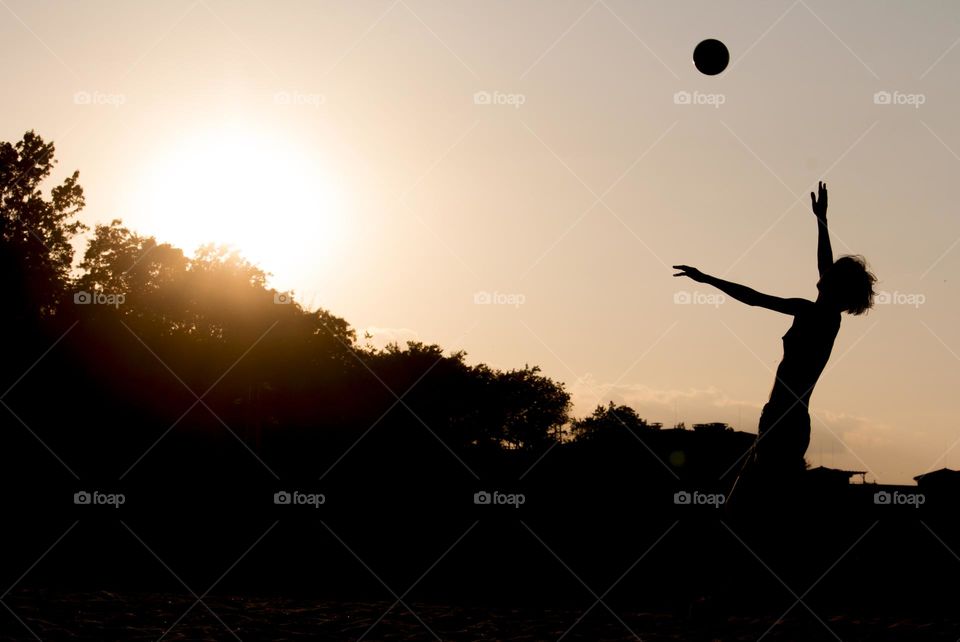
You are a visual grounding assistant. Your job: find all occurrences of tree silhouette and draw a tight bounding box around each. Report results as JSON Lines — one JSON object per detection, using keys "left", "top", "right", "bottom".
{"left": 0, "top": 131, "right": 86, "bottom": 323}
{"left": 570, "top": 401, "right": 653, "bottom": 442}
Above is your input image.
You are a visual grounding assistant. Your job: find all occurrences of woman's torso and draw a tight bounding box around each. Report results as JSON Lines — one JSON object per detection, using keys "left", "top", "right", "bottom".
{"left": 768, "top": 303, "right": 841, "bottom": 410}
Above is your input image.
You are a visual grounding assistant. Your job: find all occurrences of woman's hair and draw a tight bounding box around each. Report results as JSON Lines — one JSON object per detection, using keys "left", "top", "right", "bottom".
{"left": 825, "top": 255, "right": 877, "bottom": 315}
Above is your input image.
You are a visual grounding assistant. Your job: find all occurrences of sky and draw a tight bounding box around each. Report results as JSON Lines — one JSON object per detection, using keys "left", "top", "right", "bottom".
{"left": 2, "top": 0, "right": 959, "bottom": 484}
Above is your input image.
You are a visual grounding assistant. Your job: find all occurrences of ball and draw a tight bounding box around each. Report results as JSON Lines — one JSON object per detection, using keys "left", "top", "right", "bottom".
{"left": 693, "top": 39, "right": 729, "bottom": 76}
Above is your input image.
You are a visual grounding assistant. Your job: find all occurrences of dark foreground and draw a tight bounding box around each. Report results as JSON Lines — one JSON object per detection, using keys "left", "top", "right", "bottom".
{"left": 2, "top": 590, "right": 957, "bottom": 641}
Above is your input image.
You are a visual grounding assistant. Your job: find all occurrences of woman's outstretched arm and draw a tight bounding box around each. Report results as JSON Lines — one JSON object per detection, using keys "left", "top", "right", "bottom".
{"left": 673, "top": 265, "right": 811, "bottom": 315}
{"left": 812, "top": 181, "right": 833, "bottom": 277}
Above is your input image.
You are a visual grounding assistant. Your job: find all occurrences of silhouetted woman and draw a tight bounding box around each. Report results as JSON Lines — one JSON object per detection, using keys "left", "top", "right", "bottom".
{"left": 673, "top": 182, "right": 876, "bottom": 504}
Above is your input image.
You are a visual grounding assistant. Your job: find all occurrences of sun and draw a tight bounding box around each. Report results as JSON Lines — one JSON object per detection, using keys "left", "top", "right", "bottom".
{"left": 134, "top": 124, "right": 346, "bottom": 291}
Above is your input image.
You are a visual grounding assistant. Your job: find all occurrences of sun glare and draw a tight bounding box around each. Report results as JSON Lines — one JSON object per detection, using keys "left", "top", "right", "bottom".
{"left": 135, "top": 124, "right": 346, "bottom": 291}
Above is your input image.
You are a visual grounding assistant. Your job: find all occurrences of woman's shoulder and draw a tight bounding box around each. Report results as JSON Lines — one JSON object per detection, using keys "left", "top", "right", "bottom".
{"left": 790, "top": 302, "right": 840, "bottom": 331}
{"left": 804, "top": 300, "right": 841, "bottom": 317}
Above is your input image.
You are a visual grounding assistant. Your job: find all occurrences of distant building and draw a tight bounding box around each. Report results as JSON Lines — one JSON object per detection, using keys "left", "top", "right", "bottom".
{"left": 913, "top": 467, "right": 960, "bottom": 492}
{"left": 807, "top": 466, "right": 868, "bottom": 487}
{"left": 691, "top": 422, "right": 733, "bottom": 434}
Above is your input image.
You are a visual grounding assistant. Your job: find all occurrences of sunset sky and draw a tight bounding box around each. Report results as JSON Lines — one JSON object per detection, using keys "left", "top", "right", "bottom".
{"left": 2, "top": 1, "right": 959, "bottom": 484}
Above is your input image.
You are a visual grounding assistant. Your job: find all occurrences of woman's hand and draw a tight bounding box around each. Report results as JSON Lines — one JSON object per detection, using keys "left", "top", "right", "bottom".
{"left": 811, "top": 180, "right": 828, "bottom": 220}
{"left": 673, "top": 265, "right": 708, "bottom": 283}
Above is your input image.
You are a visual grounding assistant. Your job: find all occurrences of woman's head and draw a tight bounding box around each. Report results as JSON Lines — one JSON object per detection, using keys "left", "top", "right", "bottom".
{"left": 817, "top": 255, "right": 877, "bottom": 315}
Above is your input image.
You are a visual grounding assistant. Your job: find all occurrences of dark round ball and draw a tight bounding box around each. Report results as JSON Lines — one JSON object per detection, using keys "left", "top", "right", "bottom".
{"left": 693, "top": 39, "right": 729, "bottom": 76}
